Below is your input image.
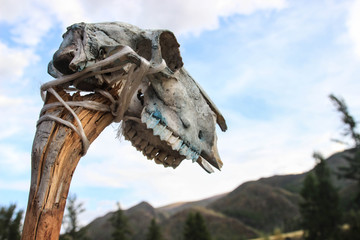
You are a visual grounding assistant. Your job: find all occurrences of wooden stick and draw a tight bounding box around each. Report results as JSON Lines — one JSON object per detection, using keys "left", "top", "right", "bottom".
{"left": 22, "top": 88, "right": 115, "bottom": 240}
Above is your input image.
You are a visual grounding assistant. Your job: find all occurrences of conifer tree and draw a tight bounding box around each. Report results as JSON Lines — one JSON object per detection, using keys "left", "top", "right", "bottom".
{"left": 183, "top": 212, "right": 211, "bottom": 240}
{"left": 146, "top": 218, "right": 163, "bottom": 240}
{"left": 300, "top": 152, "right": 341, "bottom": 240}
{"left": 330, "top": 94, "right": 360, "bottom": 238}
{"left": 61, "top": 193, "right": 87, "bottom": 240}
{"left": 329, "top": 94, "right": 360, "bottom": 147}
{"left": 0, "top": 204, "right": 23, "bottom": 240}
{"left": 329, "top": 94, "right": 360, "bottom": 188}
{"left": 109, "top": 202, "right": 131, "bottom": 240}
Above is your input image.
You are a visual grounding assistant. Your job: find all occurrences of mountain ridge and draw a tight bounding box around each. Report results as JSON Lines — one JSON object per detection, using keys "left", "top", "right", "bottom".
{"left": 84, "top": 149, "right": 355, "bottom": 239}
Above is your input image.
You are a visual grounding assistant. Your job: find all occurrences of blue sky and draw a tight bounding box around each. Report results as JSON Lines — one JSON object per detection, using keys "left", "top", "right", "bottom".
{"left": 1, "top": 0, "right": 360, "bottom": 226}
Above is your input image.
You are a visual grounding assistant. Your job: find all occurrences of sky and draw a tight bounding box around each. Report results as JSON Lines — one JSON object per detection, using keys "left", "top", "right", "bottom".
{"left": 1, "top": 0, "right": 360, "bottom": 226}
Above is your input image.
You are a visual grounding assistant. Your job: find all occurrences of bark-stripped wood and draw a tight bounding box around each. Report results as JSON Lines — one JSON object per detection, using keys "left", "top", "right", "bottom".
{"left": 21, "top": 88, "right": 116, "bottom": 240}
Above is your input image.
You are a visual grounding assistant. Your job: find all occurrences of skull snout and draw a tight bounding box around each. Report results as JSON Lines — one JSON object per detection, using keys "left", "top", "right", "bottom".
{"left": 53, "top": 46, "right": 76, "bottom": 75}
{"left": 52, "top": 25, "right": 86, "bottom": 75}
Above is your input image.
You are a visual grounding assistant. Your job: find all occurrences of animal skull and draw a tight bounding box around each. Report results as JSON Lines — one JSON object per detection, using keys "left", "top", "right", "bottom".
{"left": 48, "top": 22, "right": 227, "bottom": 173}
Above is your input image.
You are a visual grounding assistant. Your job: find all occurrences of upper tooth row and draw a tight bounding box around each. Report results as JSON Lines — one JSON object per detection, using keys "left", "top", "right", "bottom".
{"left": 123, "top": 123, "right": 183, "bottom": 168}
{"left": 141, "top": 111, "right": 200, "bottom": 162}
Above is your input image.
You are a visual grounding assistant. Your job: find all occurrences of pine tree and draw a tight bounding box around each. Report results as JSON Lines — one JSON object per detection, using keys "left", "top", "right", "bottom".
{"left": 146, "top": 218, "right": 163, "bottom": 240}
{"left": 329, "top": 94, "right": 360, "bottom": 238}
{"left": 0, "top": 204, "right": 23, "bottom": 240}
{"left": 183, "top": 212, "right": 211, "bottom": 240}
{"left": 329, "top": 94, "right": 360, "bottom": 147}
{"left": 300, "top": 152, "right": 341, "bottom": 240}
{"left": 60, "top": 193, "right": 87, "bottom": 240}
{"left": 330, "top": 94, "right": 360, "bottom": 204}
{"left": 109, "top": 202, "right": 131, "bottom": 240}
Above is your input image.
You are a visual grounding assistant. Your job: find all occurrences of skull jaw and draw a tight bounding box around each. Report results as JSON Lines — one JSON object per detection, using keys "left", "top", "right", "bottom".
{"left": 122, "top": 79, "right": 223, "bottom": 171}
{"left": 48, "top": 21, "right": 225, "bottom": 172}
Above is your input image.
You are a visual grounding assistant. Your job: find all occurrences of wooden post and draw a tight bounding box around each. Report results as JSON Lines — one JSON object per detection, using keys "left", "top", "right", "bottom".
{"left": 21, "top": 88, "right": 115, "bottom": 240}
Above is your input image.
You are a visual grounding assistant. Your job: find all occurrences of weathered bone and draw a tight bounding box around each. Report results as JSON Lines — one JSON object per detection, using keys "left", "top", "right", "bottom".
{"left": 22, "top": 22, "right": 227, "bottom": 240}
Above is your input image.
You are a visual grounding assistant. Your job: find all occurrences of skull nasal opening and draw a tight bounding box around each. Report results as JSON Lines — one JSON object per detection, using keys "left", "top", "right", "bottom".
{"left": 53, "top": 49, "right": 75, "bottom": 75}
{"left": 52, "top": 24, "right": 85, "bottom": 75}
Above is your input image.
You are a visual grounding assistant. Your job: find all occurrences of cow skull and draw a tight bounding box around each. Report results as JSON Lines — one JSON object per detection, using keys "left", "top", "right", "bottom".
{"left": 47, "top": 22, "right": 227, "bottom": 173}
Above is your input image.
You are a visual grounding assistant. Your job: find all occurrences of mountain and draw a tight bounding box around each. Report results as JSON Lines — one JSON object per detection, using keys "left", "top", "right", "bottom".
{"left": 84, "top": 149, "right": 356, "bottom": 240}
{"left": 84, "top": 198, "right": 258, "bottom": 240}
{"left": 161, "top": 206, "right": 258, "bottom": 240}
{"left": 157, "top": 193, "right": 227, "bottom": 218}
{"left": 258, "top": 149, "right": 354, "bottom": 192}
{"left": 209, "top": 181, "right": 301, "bottom": 232}
{"left": 85, "top": 201, "right": 164, "bottom": 240}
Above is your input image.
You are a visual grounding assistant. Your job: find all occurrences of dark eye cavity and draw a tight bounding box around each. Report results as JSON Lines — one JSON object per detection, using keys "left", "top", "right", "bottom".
{"left": 198, "top": 130, "right": 204, "bottom": 140}
{"left": 137, "top": 89, "right": 144, "bottom": 105}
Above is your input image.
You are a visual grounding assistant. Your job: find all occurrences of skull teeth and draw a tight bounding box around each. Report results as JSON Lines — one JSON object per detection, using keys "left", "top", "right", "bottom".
{"left": 172, "top": 158, "right": 182, "bottom": 168}
{"left": 164, "top": 156, "right": 174, "bottom": 166}
{"left": 150, "top": 149, "right": 159, "bottom": 159}
{"left": 144, "top": 145, "right": 154, "bottom": 154}
{"left": 123, "top": 111, "right": 205, "bottom": 170}
{"left": 168, "top": 136, "right": 183, "bottom": 151}
{"left": 155, "top": 152, "right": 167, "bottom": 163}
{"left": 133, "top": 136, "right": 142, "bottom": 146}
{"left": 123, "top": 124, "right": 185, "bottom": 169}
{"left": 127, "top": 129, "right": 137, "bottom": 139}
{"left": 141, "top": 111, "right": 200, "bottom": 162}
{"left": 139, "top": 140, "right": 148, "bottom": 150}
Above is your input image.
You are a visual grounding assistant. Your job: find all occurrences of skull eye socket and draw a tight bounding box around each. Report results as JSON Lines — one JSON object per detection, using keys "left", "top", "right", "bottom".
{"left": 198, "top": 130, "right": 204, "bottom": 140}
{"left": 137, "top": 89, "right": 144, "bottom": 105}
{"left": 159, "top": 31, "right": 183, "bottom": 72}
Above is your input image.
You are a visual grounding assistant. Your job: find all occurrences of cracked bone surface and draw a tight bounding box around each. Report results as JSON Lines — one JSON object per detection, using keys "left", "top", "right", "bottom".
{"left": 22, "top": 22, "right": 227, "bottom": 240}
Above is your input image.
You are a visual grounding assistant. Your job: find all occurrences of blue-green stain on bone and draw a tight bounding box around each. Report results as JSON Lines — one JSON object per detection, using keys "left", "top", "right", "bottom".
{"left": 152, "top": 109, "right": 167, "bottom": 125}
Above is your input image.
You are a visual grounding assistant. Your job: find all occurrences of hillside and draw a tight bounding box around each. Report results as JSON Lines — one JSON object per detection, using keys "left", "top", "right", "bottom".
{"left": 84, "top": 149, "right": 355, "bottom": 240}
{"left": 209, "top": 181, "right": 301, "bottom": 232}
{"left": 161, "top": 206, "right": 258, "bottom": 240}
{"left": 85, "top": 201, "right": 166, "bottom": 240}
{"left": 157, "top": 193, "right": 227, "bottom": 218}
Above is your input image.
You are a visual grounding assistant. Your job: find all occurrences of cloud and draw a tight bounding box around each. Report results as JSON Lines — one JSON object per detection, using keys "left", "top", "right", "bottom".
{"left": 0, "top": 0, "right": 51, "bottom": 46}
{"left": 0, "top": 42, "right": 39, "bottom": 82}
{"left": 114, "top": 0, "right": 287, "bottom": 36}
{"left": 0, "top": 180, "right": 30, "bottom": 191}
{"left": 10, "top": 10, "right": 53, "bottom": 47}
{"left": 0, "top": 93, "right": 39, "bottom": 136}
{"left": 347, "top": 0, "right": 360, "bottom": 58}
{"left": 1, "top": 0, "right": 287, "bottom": 50}
{"left": 0, "top": 145, "right": 30, "bottom": 173}
{"left": 0, "top": 0, "right": 32, "bottom": 22}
